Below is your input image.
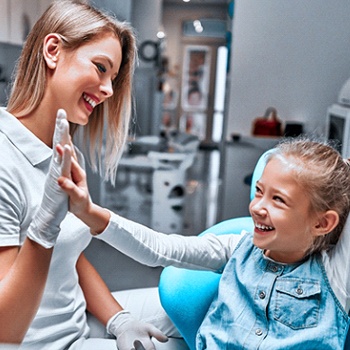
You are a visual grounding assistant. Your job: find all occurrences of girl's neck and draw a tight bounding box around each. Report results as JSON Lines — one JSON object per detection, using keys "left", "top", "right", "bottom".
{"left": 264, "top": 249, "right": 307, "bottom": 264}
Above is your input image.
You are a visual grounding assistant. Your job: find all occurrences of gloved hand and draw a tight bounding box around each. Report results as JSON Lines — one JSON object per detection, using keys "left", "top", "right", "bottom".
{"left": 27, "top": 109, "right": 71, "bottom": 248}
{"left": 107, "top": 310, "right": 168, "bottom": 350}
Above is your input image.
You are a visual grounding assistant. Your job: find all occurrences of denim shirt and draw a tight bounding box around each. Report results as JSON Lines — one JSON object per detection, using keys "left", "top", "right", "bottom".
{"left": 197, "top": 232, "right": 350, "bottom": 349}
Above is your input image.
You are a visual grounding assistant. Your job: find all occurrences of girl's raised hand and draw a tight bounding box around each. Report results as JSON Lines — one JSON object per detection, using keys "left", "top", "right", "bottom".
{"left": 56, "top": 145, "right": 91, "bottom": 219}
{"left": 57, "top": 146, "right": 111, "bottom": 234}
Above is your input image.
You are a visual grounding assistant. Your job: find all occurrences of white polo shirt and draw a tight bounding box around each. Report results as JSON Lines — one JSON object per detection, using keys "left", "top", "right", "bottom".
{"left": 0, "top": 108, "right": 92, "bottom": 349}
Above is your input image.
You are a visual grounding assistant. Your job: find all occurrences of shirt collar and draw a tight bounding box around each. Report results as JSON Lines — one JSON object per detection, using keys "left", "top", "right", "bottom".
{"left": 0, "top": 107, "right": 52, "bottom": 166}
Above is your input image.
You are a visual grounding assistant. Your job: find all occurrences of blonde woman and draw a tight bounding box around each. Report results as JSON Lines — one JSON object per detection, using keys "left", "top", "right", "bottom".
{"left": 0, "top": 1, "right": 180, "bottom": 349}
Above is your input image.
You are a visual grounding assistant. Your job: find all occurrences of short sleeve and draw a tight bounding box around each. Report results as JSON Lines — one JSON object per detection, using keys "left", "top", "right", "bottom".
{"left": 0, "top": 167, "right": 22, "bottom": 246}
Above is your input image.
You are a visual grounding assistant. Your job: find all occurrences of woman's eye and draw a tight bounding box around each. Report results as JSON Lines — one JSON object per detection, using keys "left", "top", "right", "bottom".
{"left": 96, "top": 63, "right": 106, "bottom": 73}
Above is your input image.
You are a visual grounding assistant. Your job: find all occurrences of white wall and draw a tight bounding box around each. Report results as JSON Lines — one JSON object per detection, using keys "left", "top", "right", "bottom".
{"left": 226, "top": 0, "right": 350, "bottom": 137}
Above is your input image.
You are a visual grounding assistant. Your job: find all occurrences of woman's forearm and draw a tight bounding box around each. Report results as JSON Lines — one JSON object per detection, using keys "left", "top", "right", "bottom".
{"left": 0, "top": 238, "right": 53, "bottom": 343}
{"left": 77, "top": 253, "right": 122, "bottom": 326}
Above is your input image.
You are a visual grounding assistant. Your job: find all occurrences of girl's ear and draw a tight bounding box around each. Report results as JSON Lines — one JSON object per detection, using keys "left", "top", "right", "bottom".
{"left": 313, "top": 210, "right": 339, "bottom": 237}
{"left": 43, "top": 34, "right": 61, "bottom": 69}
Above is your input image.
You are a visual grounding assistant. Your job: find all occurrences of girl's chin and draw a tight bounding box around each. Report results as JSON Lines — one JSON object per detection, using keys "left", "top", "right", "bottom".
{"left": 253, "top": 233, "right": 271, "bottom": 249}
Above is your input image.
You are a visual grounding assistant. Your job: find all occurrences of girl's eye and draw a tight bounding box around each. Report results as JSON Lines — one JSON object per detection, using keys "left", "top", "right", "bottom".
{"left": 255, "top": 186, "right": 262, "bottom": 195}
{"left": 273, "top": 195, "right": 285, "bottom": 204}
{"left": 96, "top": 63, "right": 106, "bottom": 73}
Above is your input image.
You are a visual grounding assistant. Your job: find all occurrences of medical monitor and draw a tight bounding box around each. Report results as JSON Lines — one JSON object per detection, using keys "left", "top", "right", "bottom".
{"left": 326, "top": 104, "right": 350, "bottom": 158}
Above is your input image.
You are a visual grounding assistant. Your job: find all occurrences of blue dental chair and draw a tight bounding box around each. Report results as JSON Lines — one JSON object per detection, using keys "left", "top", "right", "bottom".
{"left": 158, "top": 150, "right": 350, "bottom": 350}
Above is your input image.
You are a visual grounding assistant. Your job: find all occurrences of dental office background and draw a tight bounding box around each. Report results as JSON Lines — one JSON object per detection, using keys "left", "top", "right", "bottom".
{"left": 2, "top": 0, "right": 350, "bottom": 233}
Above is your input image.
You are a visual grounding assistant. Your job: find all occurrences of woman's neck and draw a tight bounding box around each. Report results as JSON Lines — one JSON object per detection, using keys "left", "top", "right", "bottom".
{"left": 15, "top": 106, "right": 56, "bottom": 148}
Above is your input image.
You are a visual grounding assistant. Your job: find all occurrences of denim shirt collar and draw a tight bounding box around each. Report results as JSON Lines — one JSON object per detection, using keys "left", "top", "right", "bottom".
{"left": 252, "top": 243, "right": 305, "bottom": 276}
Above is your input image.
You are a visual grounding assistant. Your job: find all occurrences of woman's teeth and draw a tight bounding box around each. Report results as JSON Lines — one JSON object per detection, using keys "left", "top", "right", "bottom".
{"left": 83, "top": 93, "right": 97, "bottom": 108}
{"left": 255, "top": 223, "right": 274, "bottom": 231}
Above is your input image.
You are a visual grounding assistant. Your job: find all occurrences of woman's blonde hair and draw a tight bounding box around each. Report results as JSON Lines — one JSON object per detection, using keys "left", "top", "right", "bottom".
{"left": 267, "top": 138, "right": 350, "bottom": 255}
{"left": 7, "top": 0, "right": 137, "bottom": 182}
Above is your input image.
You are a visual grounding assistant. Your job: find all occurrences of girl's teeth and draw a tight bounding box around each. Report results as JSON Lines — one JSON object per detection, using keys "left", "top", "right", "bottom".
{"left": 256, "top": 223, "right": 274, "bottom": 231}
{"left": 83, "top": 93, "right": 97, "bottom": 108}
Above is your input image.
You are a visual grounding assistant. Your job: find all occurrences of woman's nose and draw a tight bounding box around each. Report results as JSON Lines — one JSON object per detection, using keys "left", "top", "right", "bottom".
{"left": 100, "top": 79, "right": 113, "bottom": 98}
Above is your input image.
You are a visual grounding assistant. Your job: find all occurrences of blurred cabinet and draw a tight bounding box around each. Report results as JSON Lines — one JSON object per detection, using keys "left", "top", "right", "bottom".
{"left": 100, "top": 151, "right": 196, "bottom": 234}
{"left": 1, "top": 0, "right": 52, "bottom": 44}
{"left": 217, "top": 136, "right": 279, "bottom": 221}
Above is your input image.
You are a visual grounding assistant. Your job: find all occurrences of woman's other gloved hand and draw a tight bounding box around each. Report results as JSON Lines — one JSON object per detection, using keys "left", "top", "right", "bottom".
{"left": 107, "top": 310, "right": 168, "bottom": 350}
{"left": 27, "top": 109, "right": 71, "bottom": 248}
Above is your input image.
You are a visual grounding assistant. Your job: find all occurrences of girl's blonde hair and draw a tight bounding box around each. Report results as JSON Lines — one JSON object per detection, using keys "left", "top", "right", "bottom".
{"left": 267, "top": 138, "right": 350, "bottom": 255}
{"left": 7, "top": 0, "right": 137, "bottom": 182}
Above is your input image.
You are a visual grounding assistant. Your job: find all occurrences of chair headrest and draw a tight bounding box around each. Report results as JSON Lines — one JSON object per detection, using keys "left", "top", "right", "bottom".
{"left": 249, "top": 149, "right": 274, "bottom": 201}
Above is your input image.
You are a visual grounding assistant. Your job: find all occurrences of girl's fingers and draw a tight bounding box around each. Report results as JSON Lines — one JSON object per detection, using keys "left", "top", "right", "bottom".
{"left": 68, "top": 137, "right": 78, "bottom": 161}
{"left": 69, "top": 153, "right": 86, "bottom": 184}
{"left": 56, "top": 143, "right": 81, "bottom": 179}
{"left": 56, "top": 145, "right": 88, "bottom": 200}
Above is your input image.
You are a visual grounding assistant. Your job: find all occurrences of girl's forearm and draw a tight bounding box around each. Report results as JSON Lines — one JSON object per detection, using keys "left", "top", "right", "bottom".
{"left": 97, "top": 212, "right": 230, "bottom": 272}
{"left": 76, "top": 202, "right": 111, "bottom": 235}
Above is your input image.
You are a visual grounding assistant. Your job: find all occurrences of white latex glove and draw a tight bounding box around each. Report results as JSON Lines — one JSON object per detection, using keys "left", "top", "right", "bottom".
{"left": 27, "top": 109, "right": 71, "bottom": 248}
{"left": 107, "top": 310, "right": 168, "bottom": 350}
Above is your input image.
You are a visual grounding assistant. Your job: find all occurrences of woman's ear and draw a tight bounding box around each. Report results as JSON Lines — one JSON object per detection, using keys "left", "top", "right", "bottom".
{"left": 43, "top": 34, "right": 61, "bottom": 69}
{"left": 313, "top": 210, "right": 339, "bottom": 237}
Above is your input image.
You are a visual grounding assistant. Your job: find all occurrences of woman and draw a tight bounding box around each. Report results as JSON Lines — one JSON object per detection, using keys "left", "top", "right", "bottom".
{"left": 0, "top": 110, "right": 70, "bottom": 344}
{"left": 0, "top": 1, "right": 179, "bottom": 349}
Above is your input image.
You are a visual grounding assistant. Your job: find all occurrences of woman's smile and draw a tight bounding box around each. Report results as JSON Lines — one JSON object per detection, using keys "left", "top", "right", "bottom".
{"left": 82, "top": 92, "right": 98, "bottom": 112}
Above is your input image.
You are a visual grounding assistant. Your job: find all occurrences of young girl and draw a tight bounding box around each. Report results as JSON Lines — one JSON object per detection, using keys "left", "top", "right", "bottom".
{"left": 0, "top": 1, "right": 181, "bottom": 349}
{"left": 60, "top": 138, "right": 350, "bottom": 349}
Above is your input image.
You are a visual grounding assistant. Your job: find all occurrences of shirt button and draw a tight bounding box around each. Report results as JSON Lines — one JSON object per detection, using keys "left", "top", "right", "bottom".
{"left": 296, "top": 287, "right": 303, "bottom": 295}
{"left": 271, "top": 265, "right": 278, "bottom": 272}
{"left": 255, "top": 328, "right": 263, "bottom": 336}
{"left": 258, "top": 291, "right": 266, "bottom": 299}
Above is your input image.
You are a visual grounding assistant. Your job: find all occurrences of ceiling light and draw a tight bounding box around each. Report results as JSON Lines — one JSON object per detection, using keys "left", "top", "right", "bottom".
{"left": 193, "top": 20, "right": 203, "bottom": 33}
{"left": 157, "top": 31, "right": 165, "bottom": 39}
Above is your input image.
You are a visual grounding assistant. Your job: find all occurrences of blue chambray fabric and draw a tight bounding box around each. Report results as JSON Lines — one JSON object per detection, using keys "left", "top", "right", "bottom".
{"left": 196, "top": 232, "right": 350, "bottom": 349}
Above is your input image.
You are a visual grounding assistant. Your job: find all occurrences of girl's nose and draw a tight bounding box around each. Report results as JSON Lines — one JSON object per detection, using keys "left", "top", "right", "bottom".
{"left": 250, "top": 198, "right": 267, "bottom": 217}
